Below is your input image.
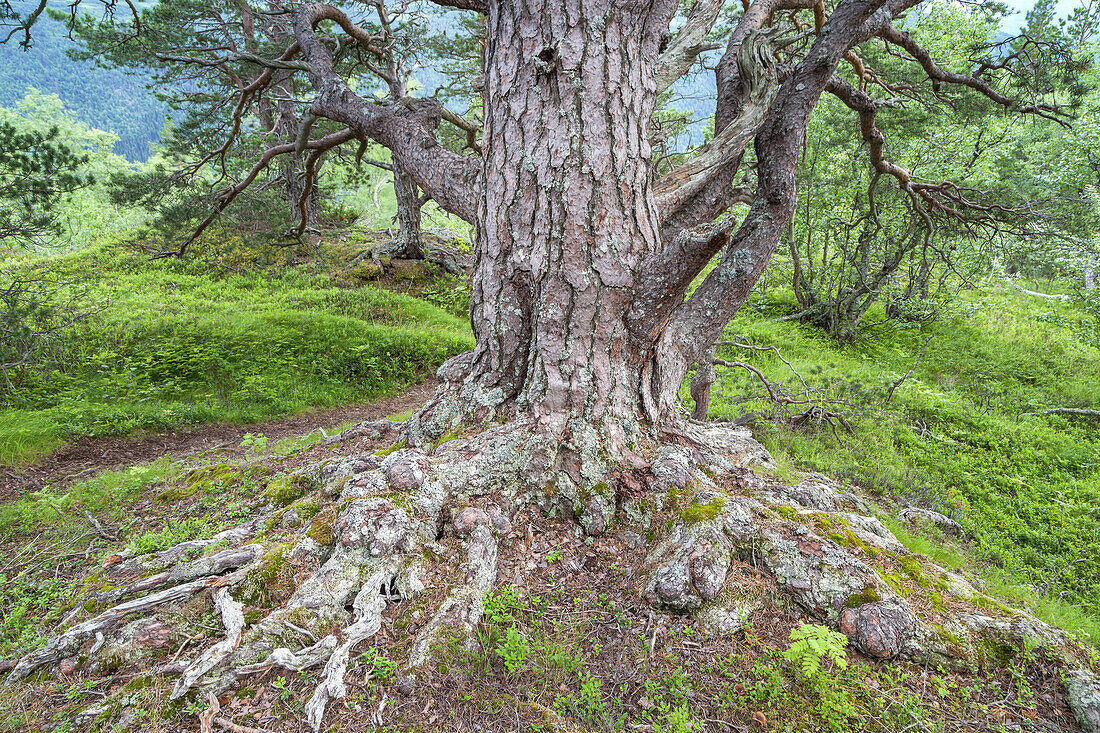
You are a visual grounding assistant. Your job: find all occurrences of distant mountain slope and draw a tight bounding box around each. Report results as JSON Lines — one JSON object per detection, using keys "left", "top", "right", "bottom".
{"left": 0, "top": 2, "right": 165, "bottom": 161}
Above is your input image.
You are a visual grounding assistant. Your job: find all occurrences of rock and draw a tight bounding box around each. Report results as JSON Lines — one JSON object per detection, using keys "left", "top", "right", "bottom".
{"left": 382, "top": 449, "right": 432, "bottom": 491}
{"left": 759, "top": 527, "right": 882, "bottom": 620}
{"left": 898, "top": 506, "right": 964, "bottom": 537}
{"left": 57, "top": 657, "right": 78, "bottom": 676}
{"left": 337, "top": 498, "right": 412, "bottom": 557}
{"left": 1065, "top": 669, "right": 1100, "bottom": 733}
{"left": 838, "top": 599, "right": 919, "bottom": 660}
{"left": 280, "top": 509, "right": 302, "bottom": 528}
{"left": 453, "top": 507, "right": 490, "bottom": 536}
{"left": 695, "top": 601, "right": 755, "bottom": 636}
{"left": 836, "top": 513, "right": 908, "bottom": 553}
{"left": 620, "top": 531, "right": 643, "bottom": 549}
{"left": 318, "top": 454, "right": 383, "bottom": 486}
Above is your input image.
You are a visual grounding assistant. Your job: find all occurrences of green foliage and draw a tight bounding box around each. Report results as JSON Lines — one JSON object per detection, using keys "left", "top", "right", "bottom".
{"left": 0, "top": 572, "right": 68, "bottom": 657}
{"left": 706, "top": 286, "right": 1100, "bottom": 634}
{"left": 0, "top": 457, "right": 178, "bottom": 534}
{"left": 360, "top": 647, "right": 399, "bottom": 684}
{"left": 0, "top": 98, "right": 92, "bottom": 247}
{"left": 784, "top": 623, "right": 849, "bottom": 681}
{"left": 0, "top": 238, "right": 472, "bottom": 465}
{"left": 127, "top": 515, "right": 223, "bottom": 555}
{"left": 784, "top": 624, "right": 858, "bottom": 733}
{"left": 494, "top": 625, "right": 532, "bottom": 674}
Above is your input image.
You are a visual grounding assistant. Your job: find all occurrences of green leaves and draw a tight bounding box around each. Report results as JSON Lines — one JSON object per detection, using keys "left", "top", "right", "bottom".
{"left": 784, "top": 623, "right": 849, "bottom": 681}
{"left": 0, "top": 113, "right": 92, "bottom": 246}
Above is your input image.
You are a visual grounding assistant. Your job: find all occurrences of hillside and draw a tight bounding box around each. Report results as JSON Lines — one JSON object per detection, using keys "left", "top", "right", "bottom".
{"left": 0, "top": 2, "right": 165, "bottom": 161}
{"left": 0, "top": 236, "right": 1098, "bottom": 732}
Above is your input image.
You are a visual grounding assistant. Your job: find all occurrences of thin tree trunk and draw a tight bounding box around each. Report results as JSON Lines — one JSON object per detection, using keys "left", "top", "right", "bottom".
{"left": 391, "top": 159, "right": 424, "bottom": 259}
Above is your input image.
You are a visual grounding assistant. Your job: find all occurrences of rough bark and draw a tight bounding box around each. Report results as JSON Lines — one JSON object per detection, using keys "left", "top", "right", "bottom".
{"left": 462, "top": 0, "right": 677, "bottom": 440}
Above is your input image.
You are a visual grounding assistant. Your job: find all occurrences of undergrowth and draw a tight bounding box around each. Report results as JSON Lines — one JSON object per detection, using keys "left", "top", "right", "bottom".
{"left": 0, "top": 235, "right": 473, "bottom": 465}
{"left": 703, "top": 285, "right": 1100, "bottom": 643}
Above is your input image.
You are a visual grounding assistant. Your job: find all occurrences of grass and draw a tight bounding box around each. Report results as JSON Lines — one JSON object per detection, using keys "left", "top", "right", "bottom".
{"left": 703, "top": 284, "right": 1100, "bottom": 641}
{"left": 0, "top": 235, "right": 473, "bottom": 465}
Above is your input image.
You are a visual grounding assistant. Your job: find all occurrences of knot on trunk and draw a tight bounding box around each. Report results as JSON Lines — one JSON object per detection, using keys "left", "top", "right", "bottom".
{"left": 535, "top": 45, "right": 559, "bottom": 74}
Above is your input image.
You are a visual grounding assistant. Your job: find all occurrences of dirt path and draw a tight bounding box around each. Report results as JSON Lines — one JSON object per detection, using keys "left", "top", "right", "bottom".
{"left": 0, "top": 379, "right": 437, "bottom": 500}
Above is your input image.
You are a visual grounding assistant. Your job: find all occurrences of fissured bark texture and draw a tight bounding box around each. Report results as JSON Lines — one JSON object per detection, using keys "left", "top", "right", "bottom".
{"left": 467, "top": 0, "right": 674, "bottom": 437}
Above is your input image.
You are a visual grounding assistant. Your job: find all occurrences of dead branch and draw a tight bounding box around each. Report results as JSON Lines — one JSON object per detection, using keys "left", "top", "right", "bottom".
{"left": 884, "top": 334, "right": 933, "bottom": 405}
{"left": 1020, "top": 408, "right": 1100, "bottom": 418}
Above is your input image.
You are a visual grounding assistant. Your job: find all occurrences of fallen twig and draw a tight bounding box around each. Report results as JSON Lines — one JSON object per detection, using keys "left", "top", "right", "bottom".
{"left": 884, "top": 334, "right": 933, "bottom": 405}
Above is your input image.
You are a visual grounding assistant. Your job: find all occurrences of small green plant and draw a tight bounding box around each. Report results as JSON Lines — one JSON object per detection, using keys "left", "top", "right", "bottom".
{"left": 784, "top": 623, "right": 849, "bottom": 679}
{"left": 272, "top": 675, "right": 292, "bottom": 702}
{"left": 239, "top": 432, "right": 269, "bottom": 454}
{"left": 655, "top": 704, "right": 702, "bottom": 733}
{"left": 784, "top": 623, "right": 858, "bottom": 732}
{"left": 546, "top": 548, "right": 563, "bottom": 563}
{"left": 360, "top": 647, "right": 399, "bottom": 683}
{"left": 494, "top": 625, "right": 532, "bottom": 674}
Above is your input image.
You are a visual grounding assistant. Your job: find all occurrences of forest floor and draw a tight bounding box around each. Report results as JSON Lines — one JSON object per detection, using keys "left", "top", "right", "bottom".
{"left": 0, "top": 412, "right": 1091, "bottom": 733}
{"left": 0, "top": 379, "right": 436, "bottom": 501}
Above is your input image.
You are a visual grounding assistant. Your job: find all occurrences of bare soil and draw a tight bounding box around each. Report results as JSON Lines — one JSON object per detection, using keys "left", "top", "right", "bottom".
{"left": 0, "top": 378, "right": 437, "bottom": 500}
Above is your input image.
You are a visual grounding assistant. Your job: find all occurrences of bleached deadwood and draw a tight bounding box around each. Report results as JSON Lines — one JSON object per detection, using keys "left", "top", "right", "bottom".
{"left": 5, "top": 559, "right": 257, "bottom": 683}
{"left": 172, "top": 588, "right": 247, "bottom": 699}
{"left": 407, "top": 509, "right": 500, "bottom": 670}
{"left": 304, "top": 560, "right": 396, "bottom": 731}
{"left": 654, "top": 0, "right": 724, "bottom": 94}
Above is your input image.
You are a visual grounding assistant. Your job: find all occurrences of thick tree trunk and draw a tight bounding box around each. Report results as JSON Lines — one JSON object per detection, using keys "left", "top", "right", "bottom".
{"left": 462, "top": 0, "right": 674, "bottom": 440}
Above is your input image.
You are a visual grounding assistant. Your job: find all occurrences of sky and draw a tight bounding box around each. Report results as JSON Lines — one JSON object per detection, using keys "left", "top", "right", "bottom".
{"left": 1002, "top": 0, "right": 1085, "bottom": 32}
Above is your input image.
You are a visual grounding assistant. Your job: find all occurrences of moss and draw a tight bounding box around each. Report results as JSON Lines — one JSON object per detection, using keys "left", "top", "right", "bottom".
{"left": 382, "top": 491, "right": 412, "bottom": 511}
{"left": 844, "top": 586, "right": 882, "bottom": 608}
{"left": 591, "top": 481, "right": 612, "bottom": 499}
{"left": 773, "top": 504, "right": 799, "bottom": 522}
{"left": 681, "top": 496, "right": 726, "bottom": 523}
{"left": 431, "top": 430, "right": 463, "bottom": 451}
{"left": 308, "top": 505, "right": 341, "bottom": 546}
{"left": 264, "top": 474, "right": 312, "bottom": 507}
{"left": 826, "top": 528, "right": 869, "bottom": 554}
{"left": 975, "top": 636, "right": 1019, "bottom": 667}
{"left": 374, "top": 440, "right": 407, "bottom": 457}
{"left": 158, "top": 463, "right": 267, "bottom": 502}
{"left": 345, "top": 261, "right": 382, "bottom": 281}
{"left": 897, "top": 555, "right": 932, "bottom": 588}
{"left": 699, "top": 464, "right": 716, "bottom": 479}
{"left": 929, "top": 591, "right": 947, "bottom": 613}
{"left": 292, "top": 497, "right": 322, "bottom": 520}
{"left": 239, "top": 544, "right": 293, "bottom": 608}
{"left": 122, "top": 675, "right": 155, "bottom": 692}
{"left": 932, "top": 623, "right": 965, "bottom": 647}
{"left": 971, "top": 594, "right": 1013, "bottom": 615}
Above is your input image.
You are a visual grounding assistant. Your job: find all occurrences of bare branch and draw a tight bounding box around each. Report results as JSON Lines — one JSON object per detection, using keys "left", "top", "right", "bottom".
{"left": 654, "top": 0, "right": 724, "bottom": 94}
{"left": 156, "top": 128, "right": 357, "bottom": 258}
{"left": 292, "top": 3, "right": 481, "bottom": 223}
{"left": 884, "top": 334, "right": 932, "bottom": 404}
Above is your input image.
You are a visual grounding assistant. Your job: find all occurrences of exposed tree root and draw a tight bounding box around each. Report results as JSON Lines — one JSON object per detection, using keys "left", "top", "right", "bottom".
{"left": 5, "top": 411, "right": 1099, "bottom": 731}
